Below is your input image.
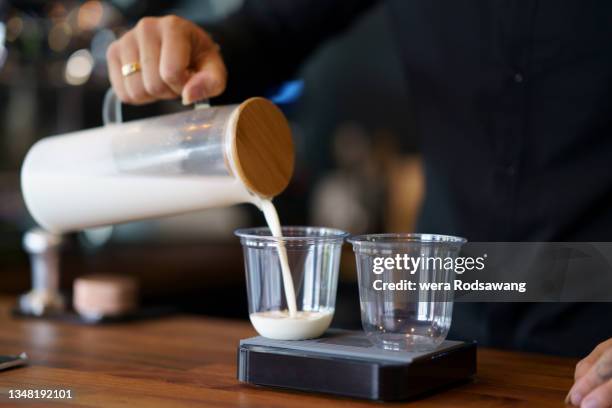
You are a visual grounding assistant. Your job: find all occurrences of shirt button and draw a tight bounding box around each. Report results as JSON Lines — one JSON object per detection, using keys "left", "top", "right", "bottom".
{"left": 513, "top": 72, "right": 524, "bottom": 83}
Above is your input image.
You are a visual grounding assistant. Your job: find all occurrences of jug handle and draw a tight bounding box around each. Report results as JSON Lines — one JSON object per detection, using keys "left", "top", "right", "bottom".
{"left": 103, "top": 88, "right": 122, "bottom": 125}
{"left": 102, "top": 88, "right": 210, "bottom": 125}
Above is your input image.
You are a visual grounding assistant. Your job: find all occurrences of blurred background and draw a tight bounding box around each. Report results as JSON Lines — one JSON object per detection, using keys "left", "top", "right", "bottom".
{"left": 0, "top": 0, "right": 422, "bottom": 326}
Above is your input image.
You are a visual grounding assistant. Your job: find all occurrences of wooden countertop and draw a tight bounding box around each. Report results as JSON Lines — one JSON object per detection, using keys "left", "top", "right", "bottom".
{"left": 0, "top": 297, "right": 576, "bottom": 407}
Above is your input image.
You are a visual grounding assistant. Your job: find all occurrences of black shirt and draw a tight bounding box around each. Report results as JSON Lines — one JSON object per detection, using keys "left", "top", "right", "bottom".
{"left": 210, "top": 0, "right": 612, "bottom": 356}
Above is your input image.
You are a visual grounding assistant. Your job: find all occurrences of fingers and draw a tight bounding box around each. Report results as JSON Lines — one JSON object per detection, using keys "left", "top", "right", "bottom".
{"left": 182, "top": 45, "right": 227, "bottom": 104}
{"left": 118, "top": 31, "right": 155, "bottom": 105}
{"left": 135, "top": 17, "right": 176, "bottom": 100}
{"left": 576, "top": 339, "right": 612, "bottom": 381}
{"left": 568, "top": 349, "right": 612, "bottom": 406}
{"left": 159, "top": 16, "right": 192, "bottom": 96}
{"left": 106, "top": 41, "right": 129, "bottom": 102}
{"left": 106, "top": 15, "right": 227, "bottom": 105}
{"left": 577, "top": 359, "right": 595, "bottom": 381}
{"left": 580, "top": 380, "right": 612, "bottom": 408}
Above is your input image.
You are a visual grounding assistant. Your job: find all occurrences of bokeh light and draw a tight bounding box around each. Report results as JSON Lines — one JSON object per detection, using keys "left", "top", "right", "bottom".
{"left": 90, "top": 28, "right": 115, "bottom": 62}
{"left": 48, "top": 3, "right": 68, "bottom": 22}
{"left": 64, "top": 49, "right": 94, "bottom": 85}
{"left": 6, "top": 16, "right": 23, "bottom": 42}
{"left": 48, "top": 22, "right": 72, "bottom": 52}
{"left": 77, "top": 1, "right": 104, "bottom": 31}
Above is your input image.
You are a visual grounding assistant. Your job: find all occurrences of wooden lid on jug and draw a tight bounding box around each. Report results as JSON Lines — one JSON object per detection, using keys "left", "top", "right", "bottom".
{"left": 232, "top": 97, "right": 294, "bottom": 198}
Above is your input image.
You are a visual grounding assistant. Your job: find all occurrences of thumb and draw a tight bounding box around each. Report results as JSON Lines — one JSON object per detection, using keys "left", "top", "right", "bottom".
{"left": 182, "top": 48, "right": 227, "bottom": 105}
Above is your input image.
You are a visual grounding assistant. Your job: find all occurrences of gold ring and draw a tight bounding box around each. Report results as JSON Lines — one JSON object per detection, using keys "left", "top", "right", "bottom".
{"left": 121, "top": 62, "right": 141, "bottom": 77}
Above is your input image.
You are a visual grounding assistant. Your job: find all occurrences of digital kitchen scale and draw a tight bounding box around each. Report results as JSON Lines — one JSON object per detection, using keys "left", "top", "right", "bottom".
{"left": 238, "top": 330, "right": 476, "bottom": 401}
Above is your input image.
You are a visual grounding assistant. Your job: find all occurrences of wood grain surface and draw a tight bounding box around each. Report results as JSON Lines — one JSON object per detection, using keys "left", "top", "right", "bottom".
{"left": 0, "top": 296, "right": 576, "bottom": 407}
{"left": 233, "top": 97, "right": 294, "bottom": 198}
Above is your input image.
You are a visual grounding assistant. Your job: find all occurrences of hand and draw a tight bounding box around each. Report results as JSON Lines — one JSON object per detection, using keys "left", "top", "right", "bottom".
{"left": 106, "top": 15, "right": 227, "bottom": 105}
{"left": 567, "top": 338, "right": 612, "bottom": 407}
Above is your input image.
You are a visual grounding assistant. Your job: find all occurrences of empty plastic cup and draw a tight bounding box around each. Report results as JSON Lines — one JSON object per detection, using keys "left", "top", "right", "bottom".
{"left": 348, "top": 233, "right": 466, "bottom": 351}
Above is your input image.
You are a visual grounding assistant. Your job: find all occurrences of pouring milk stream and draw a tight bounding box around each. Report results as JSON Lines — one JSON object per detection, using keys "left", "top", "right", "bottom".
{"left": 21, "top": 94, "right": 328, "bottom": 339}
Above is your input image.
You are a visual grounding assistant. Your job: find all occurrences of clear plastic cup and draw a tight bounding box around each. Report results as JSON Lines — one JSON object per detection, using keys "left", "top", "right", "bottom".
{"left": 348, "top": 233, "right": 466, "bottom": 351}
{"left": 235, "top": 226, "right": 348, "bottom": 340}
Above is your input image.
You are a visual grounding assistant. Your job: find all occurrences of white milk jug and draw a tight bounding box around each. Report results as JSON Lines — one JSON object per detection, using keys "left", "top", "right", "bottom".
{"left": 21, "top": 91, "right": 294, "bottom": 233}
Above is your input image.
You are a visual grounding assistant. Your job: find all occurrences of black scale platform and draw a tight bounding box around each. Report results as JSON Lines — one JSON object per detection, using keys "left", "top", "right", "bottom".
{"left": 238, "top": 329, "right": 476, "bottom": 401}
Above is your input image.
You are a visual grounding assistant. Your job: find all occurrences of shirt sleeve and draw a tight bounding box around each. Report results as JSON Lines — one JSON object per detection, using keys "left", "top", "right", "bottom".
{"left": 206, "top": 0, "right": 378, "bottom": 103}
